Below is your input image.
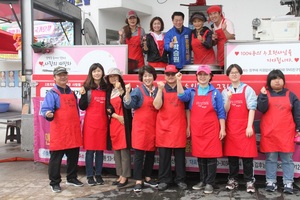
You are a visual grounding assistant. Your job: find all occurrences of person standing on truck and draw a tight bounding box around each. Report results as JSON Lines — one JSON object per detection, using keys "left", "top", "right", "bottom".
{"left": 119, "top": 10, "right": 145, "bottom": 68}
{"left": 177, "top": 65, "right": 226, "bottom": 194}
{"left": 79, "top": 63, "right": 108, "bottom": 186}
{"left": 190, "top": 12, "right": 215, "bottom": 65}
{"left": 222, "top": 64, "right": 257, "bottom": 193}
{"left": 41, "top": 66, "right": 83, "bottom": 193}
{"left": 207, "top": 5, "right": 235, "bottom": 68}
{"left": 164, "top": 11, "right": 192, "bottom": 70}
{"left": 153, "top": 65, "right": 189, "bottom": 191}
{"left": 105, "top": 67, "right": 132, "bottom": 188}
{"left": 257, "top": 69, "right": 300, "bottom": 194}
{"left": 143, "top": 16, "right": 168, "bottom": 69}
{"left": 124, "top": 65, "right": 158, "bottom": 192}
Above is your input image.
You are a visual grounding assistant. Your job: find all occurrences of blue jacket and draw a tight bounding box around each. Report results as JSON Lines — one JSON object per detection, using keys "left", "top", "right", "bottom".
{"left": 41, "top": 84, "right": 79, "bottom": 121}
{"left": 178, "top": 83, "right": 226, "bottom": 119}
{"left": 164, "top": 26, "right": 192, "bottom": 69}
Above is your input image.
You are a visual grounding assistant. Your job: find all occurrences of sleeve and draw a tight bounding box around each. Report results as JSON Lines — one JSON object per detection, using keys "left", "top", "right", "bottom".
{"left": 214, "top": 89, "right": 226, "bottom": 119}
{"left": 245, "top": 86, "right": 257, "bottom": 110}
{"left": 225, "top": 19, "right": 235, "bottom": 34}
{"left": 41, "top": 91, "right": 57, "bottom": 121}
{"left": 105, "top": 90, "right": 115, "bottom": 117}
{"left": 79, "top": 89, "right": 88, "bottom": 110}
{"left": 290, "top": 91, "right": 300, "bottom": 130}
{"left": 164, "top": 30, "right": 173, "bottom": 52}
{"left": 202, "top": 30, "right": 213, "bottom": 49}
{"left": 221, "top": 88, "right": 228, "bottom": 105}
{"left": 124, "top": 87, "right": 143, "bottom": 109}
{"left": 178, "top": 88, "right": 192, "bottom": 103}
{"left": 257, "top": 93, "right": 269, "bottom": 113}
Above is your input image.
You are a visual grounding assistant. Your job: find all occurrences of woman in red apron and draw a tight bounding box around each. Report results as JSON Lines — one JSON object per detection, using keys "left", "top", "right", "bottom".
{"left": 257, "top": 69, "right": 300, "bottom": 194}
{"left": 190, "top": 12, "right": 215, "bottom": 65}
{"left": 79, "top": 63, "right": 108, "bottom": 186}
{"left": 143, "top": 17, "right": 168, "bottom": 68}
{"left": 119, "top": 10, "right": 145, "bottom": 68}
{"left": 222, "top": 64, "right": 258, "bottom": 193}
{"left": 124, "top": 65, "right": 158, "bottom": 192}
{"left": 207, "top": 5, "right": 235, "bottom": 68}
{"left": 105, "top": 68, "right": 132, "bottom": 188}
{"left": 177, "top": 65, "right": 226, "bottom": 194}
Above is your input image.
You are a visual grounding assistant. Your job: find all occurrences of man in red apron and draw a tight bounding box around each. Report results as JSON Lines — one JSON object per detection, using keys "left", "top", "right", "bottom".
{"left": 207, "top": 5, "right": 235, "bottom": 68}
{"left": 41, "top": 66, "right": 83, "bottom": 193}
{"left": 153, "top": 65, "right": 188, "bottom": 191}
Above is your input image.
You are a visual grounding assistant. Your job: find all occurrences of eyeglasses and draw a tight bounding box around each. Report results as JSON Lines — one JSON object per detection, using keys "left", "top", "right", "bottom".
{"left": 165, "top": 73, "right": 176, "bottom": 77}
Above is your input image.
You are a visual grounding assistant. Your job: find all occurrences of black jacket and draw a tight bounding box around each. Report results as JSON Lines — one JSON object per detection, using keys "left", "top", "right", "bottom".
{"left": 143, "top": 33, "right": 168, "bottom": 63}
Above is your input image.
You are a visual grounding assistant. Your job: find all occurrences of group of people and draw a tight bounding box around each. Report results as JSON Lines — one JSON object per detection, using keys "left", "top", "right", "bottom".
{"left": 119, "top": 6, "right": 235, "bottom": 70}
{"left": 41, "top": 63, "right": 300, "bottom": 195}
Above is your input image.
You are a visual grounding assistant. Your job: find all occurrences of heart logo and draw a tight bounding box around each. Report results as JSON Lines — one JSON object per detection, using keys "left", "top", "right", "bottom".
{"left": 235, "top": 52, "right": 239, "bottom": 56}
{"left": 295, "top": 58, "right": 299, "bottom": 62}
{"left": 39, "top": 61, "right": 44, "bottom": 66}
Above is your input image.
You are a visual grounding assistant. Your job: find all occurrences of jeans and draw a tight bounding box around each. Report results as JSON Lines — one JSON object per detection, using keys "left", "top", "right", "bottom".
{"left": 228, "top": 156, "right": 254, "bottom": 182}
{"left": 265, "top": 152, "right": 294, "bottom": 184}
{"left": 133, "top": 149, "right": 155, "bottom": 180}
{"left": 85, "top": 150, "right": 104, "bottom": 177}
{"left": 198, "top": 158, "right": 217, "bottom": 185}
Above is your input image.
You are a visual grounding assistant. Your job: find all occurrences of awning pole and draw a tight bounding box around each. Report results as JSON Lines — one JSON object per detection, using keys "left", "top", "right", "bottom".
{"left": 60, "top": 22, "right": 70, "bottom": 43}
{"left": 9, "top": 3, "right": 21, "bottom": 29}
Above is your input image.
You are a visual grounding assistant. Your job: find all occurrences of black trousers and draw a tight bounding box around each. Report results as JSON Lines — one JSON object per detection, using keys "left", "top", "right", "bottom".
{"left": 48, "top": 147, "right": 80, "bottom": 186}
{"left": 158, "top": 147, "right": 186, "bottom": 184}
{"left": 133, "top": 149, "right": 155, "bottom": 180}
{"left": 228, "top": 156, "right": 254, "bottom": 182}
{"left": 198, "top": 158, "right": 217, "bottom": 185}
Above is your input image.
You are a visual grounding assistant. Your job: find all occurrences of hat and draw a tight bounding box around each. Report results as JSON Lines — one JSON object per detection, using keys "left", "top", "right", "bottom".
{"left": 190, "top": 12, "right": 207, "bottom": 23}
{"left": 126, "top": 10, "right": 137, "bottom": 19}
{"left": 165, "top": 65, "right": 178, "bottom": 73}
{"left": 207, "top": 5, "right": 222, "bottom": 15}
{"left": 196, "top": 65, "right": 211, "bottom": 74}
{"left": 53, "top": 66, "right": 68, "bottom": 75}
{"left": 105, "top": 68, "right": 122, "bottom": 80}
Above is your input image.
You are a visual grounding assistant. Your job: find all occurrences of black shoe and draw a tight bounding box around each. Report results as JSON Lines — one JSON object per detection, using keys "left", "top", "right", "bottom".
{"left": 117, "top": 179, "right": 128, "bottom": 187}
{"left": 66, "top": 178, "right": 84, "bottom": 187}
{"left": 144, "top": 179, "right": 158, "bottom": 188}
{"left": 112, "top": 180, "right": 120, "bottom": 185}
{"left": 86, "top": 176, "right": 96, "bottom": 186}
{"left": 50, "top": 184, "right": 61, "bottom": 193}
{"left": 158, "top": 183, "right": 168, "bottom": 191}
{"left": 133, "top": 183, "right": 143, "bottom": 192}
{"left": 177, "top": 182, "right": 187, "bottom": 190}
{"left": 95, "top": 175, "right": 104, "bottom": 185}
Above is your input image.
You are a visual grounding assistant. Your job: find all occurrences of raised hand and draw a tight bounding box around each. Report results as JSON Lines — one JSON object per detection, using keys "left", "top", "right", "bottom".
{"left": 80, "top": 86, "right": 86, "bottom": 95}
{"left": 175, "top": 72, "right": 183, "bottom": 81}
{"left": 157, "top": 81, "right": 165, "bottom": 90}
{"left": 261, "top": 86, "right": 267, "bottom": 94}
{"left": 125, "top": 83, "right": 131, "bottom": 93}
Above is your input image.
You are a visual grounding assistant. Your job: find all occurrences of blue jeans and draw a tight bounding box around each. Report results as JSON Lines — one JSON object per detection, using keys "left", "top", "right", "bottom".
{"left": 85, "top": 150, "right": 103, "bottom": 177}
{"left": 265, "top": 152, "right": 294, "bottom": 184}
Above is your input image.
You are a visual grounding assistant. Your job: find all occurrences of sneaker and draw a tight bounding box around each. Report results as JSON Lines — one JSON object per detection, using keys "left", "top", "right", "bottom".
{"left": 265, "top": 182, "right": 277, "bottom": 192}
{"left": 66, "top": 178, "right": 84, "bottom": 187}
{"left": 144, "top": 179, "right": 158, "bottom": 188}
{"left": 133, "top": 183, "right": 143, "bottom": 192}
{"left": 158, "top": 182, "right": 168, "bottom": 191}
{"left": 226, "top": 178, "right": 238, "bottom": 190}
{"left": 86, "top": 176, "right": 96, "bottom": 186}
{"left": 204, "top": 184, "right": 214, "bottom": 194}
{"left": 192, "top": 182, "right": 205, "bottom": 190}
{"left": 50, "top": 184, "right": 61, "bottom": 193}
{"left": 95, "top": 175, "right": 104, "bottom": 185}
{"left": 177, "top": 182, "right": 188, "bottom": 190}
{"left": 246, "top": 181, "right": 255, "bottom": 193}
{"left": 283, "top": 182, "right": 293, "bottom": 194}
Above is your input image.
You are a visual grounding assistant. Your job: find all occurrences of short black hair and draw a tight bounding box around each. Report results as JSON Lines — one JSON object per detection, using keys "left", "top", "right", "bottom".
{"left": 150, "top": 17, "right": 164, "bottom": 32}
{"left": 266, "top": 69, "right": 285, "bottom": 89}
{"left": 138, "top": 65, "right": 157, "bottom": 82}
{"left": 172, "top": 11, "right": 184, "bottom": 20}
{"left": 226, "top": 64, "right": 243, "bottom": 76}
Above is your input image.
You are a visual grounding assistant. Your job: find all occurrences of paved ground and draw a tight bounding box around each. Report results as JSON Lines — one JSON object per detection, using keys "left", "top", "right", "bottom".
{"left": 1, "top": 124, "right": 300, "bottom": 200}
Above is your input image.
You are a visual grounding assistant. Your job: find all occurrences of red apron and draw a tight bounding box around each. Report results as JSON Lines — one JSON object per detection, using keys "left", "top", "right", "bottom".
{"left": 156, "top": 89, "right": 187, "bottom": 148}
{"left": 109, "top": 96, "right": 127, "bottom": 150}
{"left": 83, "top": 90, "right": 108, "bottom": 150}
{"left": 190, "top": 89, "right": 223, "bottom": 158}
{"left": 191, "top": 31, "right": 215, "bottom": 64}
{"left": 215, "top": 19, "right": 227, "bottom": 67}
{"left": 126, "top": 27, "right": 145, "bottom": 68}
{"left": 132, "top": 88, "right": 157, "bottom": 151}
{"left": 50, "top": 88, "right": 82, "bottom": 151}
{"left": 260, "top": 91, "right": 295, "bottom": 153}
{"left": 224, "top": 86, "right": 258, "bottom": 157}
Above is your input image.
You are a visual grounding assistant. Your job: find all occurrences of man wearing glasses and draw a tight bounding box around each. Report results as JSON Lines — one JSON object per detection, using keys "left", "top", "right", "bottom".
{"left": 153, "top": 65, "right": 189, "bottom": 191}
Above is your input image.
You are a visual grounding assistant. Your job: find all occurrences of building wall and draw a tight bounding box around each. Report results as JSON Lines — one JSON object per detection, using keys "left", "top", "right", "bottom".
{"left": 80, "top": 0, "right": 290, "bottom": 43}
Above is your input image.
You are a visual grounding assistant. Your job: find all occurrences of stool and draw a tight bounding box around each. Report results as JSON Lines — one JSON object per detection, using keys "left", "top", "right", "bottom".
{"left": 5, "top": 123, "right": 21, "bottom": 144}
